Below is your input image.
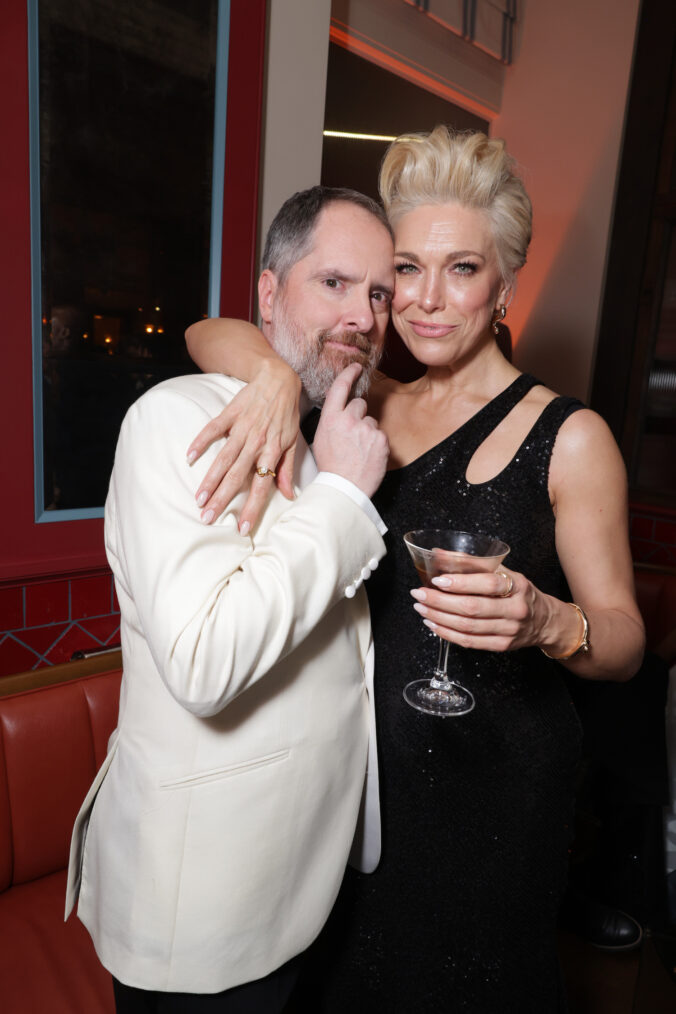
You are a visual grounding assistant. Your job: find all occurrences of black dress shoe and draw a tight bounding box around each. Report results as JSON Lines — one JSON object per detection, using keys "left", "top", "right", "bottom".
{"left": 559, "top": 888, "right": 643, "bottom": 951}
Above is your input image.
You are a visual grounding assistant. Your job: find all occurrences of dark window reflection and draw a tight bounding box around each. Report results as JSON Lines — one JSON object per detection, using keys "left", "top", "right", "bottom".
{"left": 634, "top": 225, "right": 676, "bottom": 495}
{"left": 39, "top": 0, "right": 218, "bottom": 510}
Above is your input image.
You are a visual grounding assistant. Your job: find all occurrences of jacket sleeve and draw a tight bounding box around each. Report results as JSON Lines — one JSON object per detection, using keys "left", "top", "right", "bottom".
{"left": 106, "top": 381, "right": 386, "bottom": 717}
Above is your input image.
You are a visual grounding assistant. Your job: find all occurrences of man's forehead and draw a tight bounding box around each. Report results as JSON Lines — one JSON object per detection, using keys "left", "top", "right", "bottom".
{"left": 300, "top": 203, "right": 392, "bottom": 270}
{"left": 315, "top": 201, "right": 389, "bottom": 239}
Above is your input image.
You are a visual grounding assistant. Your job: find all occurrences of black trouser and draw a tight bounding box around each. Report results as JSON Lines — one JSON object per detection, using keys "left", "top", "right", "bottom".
{"left": 112, "top": 955, "right": 302, "bottom": 1014}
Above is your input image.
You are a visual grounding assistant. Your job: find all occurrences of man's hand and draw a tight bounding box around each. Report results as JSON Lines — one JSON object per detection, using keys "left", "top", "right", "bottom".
{"left": 312, "top": 364, "right": 389, "bottom": 499}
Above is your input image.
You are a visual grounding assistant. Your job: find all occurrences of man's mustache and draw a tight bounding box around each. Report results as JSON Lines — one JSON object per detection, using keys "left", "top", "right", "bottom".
{"left": 317, "top": 330, "right": 373, "bottom": 355}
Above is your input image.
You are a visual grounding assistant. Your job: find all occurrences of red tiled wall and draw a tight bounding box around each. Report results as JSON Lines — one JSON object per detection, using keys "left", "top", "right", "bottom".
{"left": 629, "top": 503, "right": 676, "bottom": 568}
{"left": 0, "top": 570, "right": 119, "bottom": 677}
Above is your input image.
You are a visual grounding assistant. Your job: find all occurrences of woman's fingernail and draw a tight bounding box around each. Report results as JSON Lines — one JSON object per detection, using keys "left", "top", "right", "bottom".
{"left": 410, "top": 587, "right": 427, "bottom": 602}
{"left": 196, "top": 490, "right": 208, "bottom": 508}
{"left": 413, "top": 602, "right": 428, "bottom": 616}
{"left": 432, "top": 575, "right": 453, "bottom": 589}
{"left": 187, "top": 449, "right": 197, "bottom": 465}
{"left": 201, "top": 509, "right": 214, "bottom": 525}
{"left": 423, "top": 619, "right": 438, "bottom": 631}
{"left": 239, "top": 521, "right": 250, "bottom": 537}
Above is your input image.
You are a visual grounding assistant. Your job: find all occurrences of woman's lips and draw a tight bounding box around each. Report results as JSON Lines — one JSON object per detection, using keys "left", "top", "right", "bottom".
{"left": 408, "top": 321, "right": 457, "bottom": 338}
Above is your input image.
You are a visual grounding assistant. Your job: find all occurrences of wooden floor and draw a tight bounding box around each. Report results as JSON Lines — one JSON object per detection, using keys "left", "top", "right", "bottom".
{"left": 559, "top": 927, "right": 676, "bottom": 1013}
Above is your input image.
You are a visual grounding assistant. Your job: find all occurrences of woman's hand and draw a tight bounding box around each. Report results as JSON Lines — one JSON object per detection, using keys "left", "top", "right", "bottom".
{"left": 409, "top": 568, "right": 555, "bottom": 652}
{"left": 187, "top": 357, "right": 302, "bottom": 532}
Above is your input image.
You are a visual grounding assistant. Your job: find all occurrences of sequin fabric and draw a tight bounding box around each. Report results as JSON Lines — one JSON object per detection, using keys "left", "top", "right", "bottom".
{"left": 289, "top": 374, "right": 585, "bottom": 1013}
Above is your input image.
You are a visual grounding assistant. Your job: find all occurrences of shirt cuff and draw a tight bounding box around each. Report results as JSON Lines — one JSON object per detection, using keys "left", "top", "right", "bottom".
{"left": 314, "top": 472, "right": 388, "bottom": 536}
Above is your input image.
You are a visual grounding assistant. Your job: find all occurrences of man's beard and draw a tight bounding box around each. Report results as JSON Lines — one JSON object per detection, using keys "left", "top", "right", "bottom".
{"left": 270, "top": 305, "right": 382, "bottom": 404}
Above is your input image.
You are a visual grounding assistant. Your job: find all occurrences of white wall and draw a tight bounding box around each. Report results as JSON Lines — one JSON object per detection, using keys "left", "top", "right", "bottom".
{"left": 492, "top": 0, "right": 641, "bottom": 400}
{"left": 258, "top": 0, "right": 332, "bottom": 259}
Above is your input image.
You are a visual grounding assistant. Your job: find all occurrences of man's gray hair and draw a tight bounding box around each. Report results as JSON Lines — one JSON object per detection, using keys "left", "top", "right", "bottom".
{"left": 261, "top": 186, "right": 393, "bottom": 285}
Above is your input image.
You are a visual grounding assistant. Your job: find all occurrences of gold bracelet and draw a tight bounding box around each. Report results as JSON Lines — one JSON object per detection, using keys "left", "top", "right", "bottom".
{"left": 540, "top": 603, "right": 590, "bottom": 661}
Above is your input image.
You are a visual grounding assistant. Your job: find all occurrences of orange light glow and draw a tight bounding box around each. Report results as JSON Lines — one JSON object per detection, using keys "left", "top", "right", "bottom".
{"left": 145, "top": 325, "right": 154, "bottom": 334}
{"left": 329, "top": 23, "right": 497, "bottom": 120}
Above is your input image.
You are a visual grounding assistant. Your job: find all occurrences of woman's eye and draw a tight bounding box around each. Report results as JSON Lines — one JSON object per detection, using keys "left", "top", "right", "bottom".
{"left": 454, "top": 261, "right": 477, "bottom": 275}
{"left": 395, "top": 262, "right": 417, "bottom": 275}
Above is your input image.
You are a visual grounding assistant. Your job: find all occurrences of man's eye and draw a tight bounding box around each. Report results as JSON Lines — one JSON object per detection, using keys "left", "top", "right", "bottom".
{"left": 371, "top": 291, "right": 391, "bottom": 306}
{"left": 324, "top": 278, "right": 340, "bottom": 289}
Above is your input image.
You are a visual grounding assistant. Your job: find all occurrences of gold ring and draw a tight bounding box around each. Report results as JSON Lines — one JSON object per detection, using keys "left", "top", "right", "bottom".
{"left": 500, "top": 572, "right": 514, "bottom": 597}
{"left": 255, "top": 466, "right": 276, "bottom": 478}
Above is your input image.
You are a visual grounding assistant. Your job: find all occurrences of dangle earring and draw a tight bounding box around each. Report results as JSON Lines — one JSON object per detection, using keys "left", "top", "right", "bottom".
{"left": 492, "top": 305, "right": 507, "bottom": 335}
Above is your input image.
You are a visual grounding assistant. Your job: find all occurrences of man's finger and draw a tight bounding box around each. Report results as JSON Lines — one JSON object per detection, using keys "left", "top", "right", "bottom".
{"left": 320, "top": 363, "right": 363, "bottom": 416}
{"left": 344, "top": 397, "right": 368, "bottom": 420}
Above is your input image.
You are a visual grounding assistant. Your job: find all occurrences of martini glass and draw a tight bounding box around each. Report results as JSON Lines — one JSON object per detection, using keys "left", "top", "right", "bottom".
{"left": 403, "top": 529, "right": 510, "bottom": 717}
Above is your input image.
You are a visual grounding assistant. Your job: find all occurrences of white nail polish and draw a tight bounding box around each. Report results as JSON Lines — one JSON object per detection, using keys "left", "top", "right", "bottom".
{"left": 187, "top": 449, "right": 197, "bottom": 464}
{"left": 201, "top": 509, "right": 214, "bottom": 525}
{"left": 239, "top": 521, "right": 250, "bottom": 537}
{"left": 196, "top": 490, "right": 208, "bottom": 507}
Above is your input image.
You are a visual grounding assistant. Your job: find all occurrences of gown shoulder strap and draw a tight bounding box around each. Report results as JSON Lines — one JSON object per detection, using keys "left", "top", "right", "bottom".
{"left": 456, "top": 373, "right": 541, "bottom": 454}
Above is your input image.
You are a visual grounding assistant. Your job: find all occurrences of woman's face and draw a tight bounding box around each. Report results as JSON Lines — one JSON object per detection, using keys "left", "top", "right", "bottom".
{"left": 391, "top": 202, "right": 510, "bottom": 368}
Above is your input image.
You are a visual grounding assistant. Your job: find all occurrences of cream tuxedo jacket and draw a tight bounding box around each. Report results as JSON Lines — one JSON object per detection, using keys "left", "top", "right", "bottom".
{"left": 65, "top": 374, "right": 385, "bottom": 993}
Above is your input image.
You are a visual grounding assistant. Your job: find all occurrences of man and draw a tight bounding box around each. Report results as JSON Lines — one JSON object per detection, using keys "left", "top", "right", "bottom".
{"left": 65, "top": 186, "right": 394, "bottom": 1012}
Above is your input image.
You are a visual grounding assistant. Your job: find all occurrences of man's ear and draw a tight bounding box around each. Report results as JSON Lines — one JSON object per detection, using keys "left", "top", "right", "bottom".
{"left": 258, "top": 269, "right": 279, "bottom": 325}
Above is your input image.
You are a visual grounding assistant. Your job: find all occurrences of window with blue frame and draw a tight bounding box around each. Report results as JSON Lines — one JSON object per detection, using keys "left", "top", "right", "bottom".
{"left": 30, "top": 0, "right": 228, "bottom": 518}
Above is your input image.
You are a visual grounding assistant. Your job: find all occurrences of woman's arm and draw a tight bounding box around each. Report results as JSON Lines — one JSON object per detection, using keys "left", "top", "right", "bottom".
{"left": 184, "top": 318, "right": 302, "bottom": 529}
{"left": 185, "top": 317, "right": 282, "bottom": 379}
{"left": 542, "top": 408, "right": 645, "bottom": 679}
{"left": 410, "top": 410, "right": 645, "bottom": 681}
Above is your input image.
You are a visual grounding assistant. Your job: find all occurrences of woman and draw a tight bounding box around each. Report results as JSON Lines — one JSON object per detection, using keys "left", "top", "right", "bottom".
{"left": 185, "top": 128, "right": 644, "bottom": 1011}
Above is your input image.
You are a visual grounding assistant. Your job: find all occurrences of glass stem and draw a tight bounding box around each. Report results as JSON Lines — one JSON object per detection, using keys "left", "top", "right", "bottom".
{"left": 431, "top": 636, "right": 452, "bottom": 688}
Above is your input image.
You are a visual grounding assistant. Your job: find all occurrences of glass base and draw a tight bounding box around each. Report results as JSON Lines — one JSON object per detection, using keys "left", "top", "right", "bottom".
{"left": 403, "top": 678, "right": 475, "bottom": 717}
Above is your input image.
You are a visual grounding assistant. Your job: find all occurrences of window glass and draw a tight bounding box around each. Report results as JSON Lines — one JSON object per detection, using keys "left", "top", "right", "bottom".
{"left": 35, "top": 0, "right": 219, "bottom": 513}
{"left": 633, "top": 224, "right": 676, "bottom": 495}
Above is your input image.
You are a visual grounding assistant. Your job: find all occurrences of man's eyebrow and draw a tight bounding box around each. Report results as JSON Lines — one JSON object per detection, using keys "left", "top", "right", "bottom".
{"left": 312, "top": 267, "right": 356, "bottom": 282}
{"left": 312, "top": 268, "right": 393, "bottom": 297}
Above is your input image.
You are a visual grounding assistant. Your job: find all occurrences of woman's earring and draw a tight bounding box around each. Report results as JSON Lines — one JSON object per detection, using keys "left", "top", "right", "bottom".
{"left": 492, "top": 305, "right": 507, "bottom": 335}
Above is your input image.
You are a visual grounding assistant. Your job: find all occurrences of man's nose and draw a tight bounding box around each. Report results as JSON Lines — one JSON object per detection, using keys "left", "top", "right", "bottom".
{"left": 342, "top": 289, "right": 375, "bottom": 334}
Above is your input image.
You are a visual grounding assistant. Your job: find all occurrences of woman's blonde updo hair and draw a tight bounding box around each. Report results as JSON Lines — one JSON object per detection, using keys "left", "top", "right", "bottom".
{"left": 379, "top": 126, "right": 532, "bottom": 285}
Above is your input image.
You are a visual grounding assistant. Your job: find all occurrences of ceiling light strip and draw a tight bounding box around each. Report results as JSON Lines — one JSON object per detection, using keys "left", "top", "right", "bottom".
{"left": 323, "top": 130, "right": 398, "bottom": 142}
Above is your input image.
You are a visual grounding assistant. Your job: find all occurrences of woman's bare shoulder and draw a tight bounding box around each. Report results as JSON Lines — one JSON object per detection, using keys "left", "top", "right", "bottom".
{"left": 550, "top": 405, "right": 626, "bottom": 489}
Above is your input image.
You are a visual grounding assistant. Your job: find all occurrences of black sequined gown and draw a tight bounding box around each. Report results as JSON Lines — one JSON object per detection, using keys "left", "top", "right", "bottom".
{"left": 290, "top": 374, "right": 585, "bottom": 1013}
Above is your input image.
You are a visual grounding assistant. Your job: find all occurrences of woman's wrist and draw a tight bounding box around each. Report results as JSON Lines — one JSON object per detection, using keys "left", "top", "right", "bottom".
{"left": 540, "top": 601, "right": 590, "bottom": 661}
{"left": 259, "top": 353, "right": 300, "bottom": 388}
